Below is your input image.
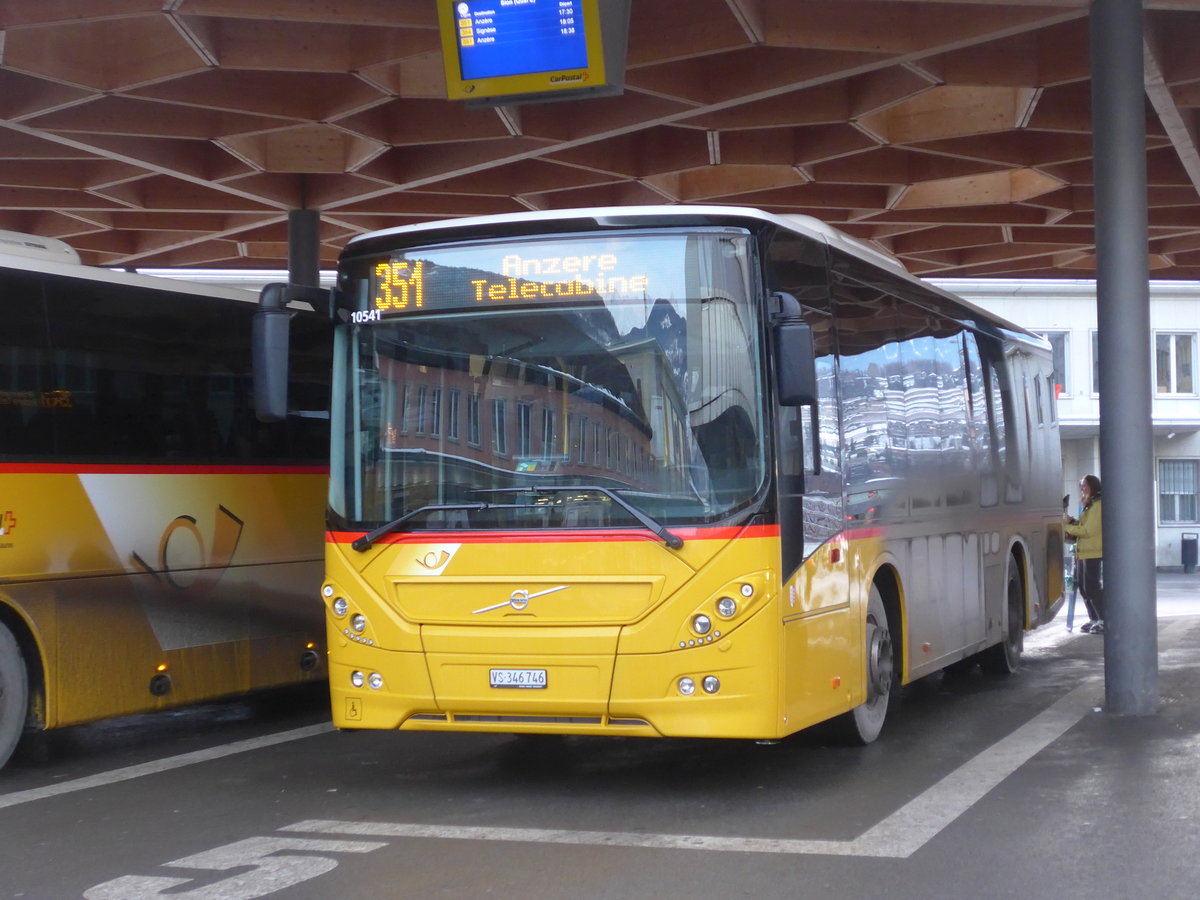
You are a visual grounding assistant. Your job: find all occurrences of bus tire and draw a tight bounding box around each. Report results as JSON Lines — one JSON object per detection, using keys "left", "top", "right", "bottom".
{"left": 831, "top": 583, "right": 895, "bottom": 745}
{"left": 980, "top": 561, "right": 1024, "bottom": 675}
{"left": 0, "top": 621, "right": 30, "bottom": 769}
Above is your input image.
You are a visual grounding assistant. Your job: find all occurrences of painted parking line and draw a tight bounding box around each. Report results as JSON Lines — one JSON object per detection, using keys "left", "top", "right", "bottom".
{"left": 283, "top": 618, "right": 1195, "bottom": 861}
{"left": 282, "top": 680, "right": 1099, "bottom": 860}
{"left": 0, "top": 723, "right": 333, "bottom": 812}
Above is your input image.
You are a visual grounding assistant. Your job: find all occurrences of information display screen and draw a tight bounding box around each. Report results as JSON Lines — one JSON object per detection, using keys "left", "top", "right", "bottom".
{"left": 438, "top": 0, "right": 612, "bottom": 102}
{"left": 455, "top": 1, "right": 588, "bottom": 80}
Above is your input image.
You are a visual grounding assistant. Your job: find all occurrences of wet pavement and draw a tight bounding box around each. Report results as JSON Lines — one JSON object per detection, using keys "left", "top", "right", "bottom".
{"left": 1, "top": 574, "right": 1197, "bottom": 899}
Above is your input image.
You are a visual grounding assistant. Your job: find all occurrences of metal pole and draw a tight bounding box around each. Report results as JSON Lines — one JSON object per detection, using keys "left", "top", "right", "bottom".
{"left": 1090, "top": 0, "right": 1158, "bottom": 714}
{"left": 287, "top": 208, "right": 321, "bottom": 287}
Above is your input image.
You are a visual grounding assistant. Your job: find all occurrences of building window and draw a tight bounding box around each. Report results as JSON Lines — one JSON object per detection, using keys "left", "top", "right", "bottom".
{"left": 467, "top": 392, "right": 481, "bottom": 446}
{"left": 542, "top": 407, "right": 556, "bottom": 457}
{"left": 399, "top": 385, "right": 412, "bottom": 434}
{"left": 1160, "top": 459, "right": 1199, "bottom": 523}
{"left": 1038, "top": 331, "right": 1070, "bottom": 397}
{"left": 415, "top": 385, "right": 428, "bottom": 434}
{"left": 491, "top": 399, "right": 507, "bottom": 455}
{"left": 1156, "top": 332, "right": 1196, "bottom": 395}
{"left": 429, "top": 388, "right": 442, "bottom": 436}
{"left": 447, "top": 389, "right": 460, "bottom": 441}
{"left": 517, "top": 402, "right": 532, "bottom": 457}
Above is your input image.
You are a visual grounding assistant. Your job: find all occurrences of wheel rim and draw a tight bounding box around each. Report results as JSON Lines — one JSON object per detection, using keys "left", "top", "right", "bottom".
{"left": 1007, "top": 571, "right": 1024, "bottom": 662}
{"left": 866, "top": 616, "right": 893, "bottom": 701}
{"left": 863, "top": 588, "right": 893, "bottom": 711}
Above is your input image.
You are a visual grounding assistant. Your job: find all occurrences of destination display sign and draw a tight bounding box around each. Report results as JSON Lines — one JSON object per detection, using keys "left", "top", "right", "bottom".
{"left": 362, "top": 243, "right": 656, "bottom": 319}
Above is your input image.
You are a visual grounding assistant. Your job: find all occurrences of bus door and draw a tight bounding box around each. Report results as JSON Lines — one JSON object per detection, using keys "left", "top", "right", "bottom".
{"left": 775, "top": 298, "right": 850, "bottom": 727}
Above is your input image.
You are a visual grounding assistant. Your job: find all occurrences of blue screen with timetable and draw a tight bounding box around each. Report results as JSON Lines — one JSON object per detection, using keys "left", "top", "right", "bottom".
{"left": 454, "top": 1, "right": 589, "bottom": 80}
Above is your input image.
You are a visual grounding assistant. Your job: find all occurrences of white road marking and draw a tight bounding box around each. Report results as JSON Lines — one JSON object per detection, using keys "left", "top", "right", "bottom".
{"left": 283, "top": 679, "right": 1089, "bottom": 860}
{"left": 281, "top": 675, "right": 1093, "bottom": 864}
{"left": 283, "top": 619, "right": 1195, "bottom": 860}
{"left": 0, "top": 723, "right": 333, "bottom": 811}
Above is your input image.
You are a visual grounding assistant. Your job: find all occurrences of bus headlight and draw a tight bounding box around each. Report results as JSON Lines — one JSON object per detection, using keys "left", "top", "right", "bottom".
{"left": 368, "top": 672, "right": 384, "bottom": 690}
{"left": 332, "top": 597, "right": 348, "bottom": 617}
{"left": 716, "top": 596, "right": 737, "bottom": 618}
{"left": 678, "top": 677, "right": 696, "bottom": 695}
{"left": 702, "top": 675, "right": 721, "bottom": 694}
{"left": 351, "top": 614, "right": 367, "bottom": 633}
{"left": 692, "top": 614, "right": 712, "bottom": 635}
{"left": 350, "top": 670, "right": 365, "bottom": 688}
{"left": 740, "top": 583, "right": 754, "bottom": 598}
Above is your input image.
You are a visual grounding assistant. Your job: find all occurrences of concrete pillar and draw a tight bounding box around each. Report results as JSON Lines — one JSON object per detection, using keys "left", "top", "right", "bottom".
{"left": 1090, "top": 0, "right": 1158, "bottom": 714}
{"left": 288, "top": 209, "right": 321, "bottom": 287}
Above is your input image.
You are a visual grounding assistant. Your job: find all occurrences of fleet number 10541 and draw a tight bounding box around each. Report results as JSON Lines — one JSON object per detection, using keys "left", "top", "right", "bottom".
{"left": 351, "top": 309, "right": 382, "bottom": 324}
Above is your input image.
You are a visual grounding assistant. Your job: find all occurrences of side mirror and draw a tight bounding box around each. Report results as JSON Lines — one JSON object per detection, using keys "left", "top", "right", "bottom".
{"left": 775, "top": 320, "right": 818, "bottom": 407}
{"left": 253, "top": 283, "right": 291, "bottom": 423}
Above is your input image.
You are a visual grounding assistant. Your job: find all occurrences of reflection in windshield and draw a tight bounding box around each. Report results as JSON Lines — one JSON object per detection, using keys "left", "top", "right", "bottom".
{"left": 331, "top": 232, "right": 765, "bottom": 531}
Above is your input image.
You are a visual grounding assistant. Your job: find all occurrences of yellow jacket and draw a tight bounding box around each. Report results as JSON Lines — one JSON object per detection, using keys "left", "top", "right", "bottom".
{"left": 1065, "top": 498, "right": 1102, "bottom": 559}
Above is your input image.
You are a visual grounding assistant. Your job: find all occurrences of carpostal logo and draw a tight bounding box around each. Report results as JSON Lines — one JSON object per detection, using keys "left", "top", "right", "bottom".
{"left": 0, "top": 510, "right": 14, "bottom": 536}
{"left": 550, "top": 72, "right": 589, "bottom": 85}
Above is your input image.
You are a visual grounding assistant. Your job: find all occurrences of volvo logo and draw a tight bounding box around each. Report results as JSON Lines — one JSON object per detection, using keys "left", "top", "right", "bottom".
{"left": 472, "top": 585, "right": 567, "bottom": 615}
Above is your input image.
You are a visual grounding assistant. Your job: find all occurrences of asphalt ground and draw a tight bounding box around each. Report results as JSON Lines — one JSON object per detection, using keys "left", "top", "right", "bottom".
{"left": 1, "top": 574, "right": 1198, "bottom": 899}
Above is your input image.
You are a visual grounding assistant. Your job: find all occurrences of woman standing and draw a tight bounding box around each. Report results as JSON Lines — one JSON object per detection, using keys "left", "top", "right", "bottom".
{"left": 1065, "top": 474, "right": 1105, "bottom": 633}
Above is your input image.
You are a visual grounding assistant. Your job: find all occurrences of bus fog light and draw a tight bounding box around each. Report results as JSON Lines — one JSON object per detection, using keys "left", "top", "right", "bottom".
{"left": 351, "top": 613, "right": 366, "bottom": 633}
{"left": 716, "top": 596, "right": 737, "bottom": 618}
{"left": 332, "top": 597, "right": 348, "bottom": 617}
{"left": 692, "top": 614, "right": 712, "bottom": 635}
{"left": 678, "top": 677, "right": 696, "bottom": 696}
{"left": 322, "top": 585, "right": 335, "bottom": 598}
{"left": 350, "top": 670, "right": 365, "bottom": 688}
{"left": 368, "top": 672, "right": 384, "bottom": 690}
{"left": 740, "top": 583, "right": 754, "bottom": 598}
{"left": 702, "top": 675, "right": 721, "bottom": 694}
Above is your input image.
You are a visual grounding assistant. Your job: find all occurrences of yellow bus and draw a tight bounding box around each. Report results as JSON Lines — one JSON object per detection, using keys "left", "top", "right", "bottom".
{"left": 256, "top": 206, "right": 1064, "bottom": 745}
{"left": 0, "top": 234, "right": 329, "bottom": 768}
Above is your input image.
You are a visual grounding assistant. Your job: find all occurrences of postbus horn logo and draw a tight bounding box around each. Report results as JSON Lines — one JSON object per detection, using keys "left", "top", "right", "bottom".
{"left": 130, "top": 505, "right": 244, "bottom": 596}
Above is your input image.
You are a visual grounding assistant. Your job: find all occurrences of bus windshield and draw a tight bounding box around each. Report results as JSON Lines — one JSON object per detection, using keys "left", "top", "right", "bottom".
{"left": 331, "top": 229, "right": 766, "bottom": 531}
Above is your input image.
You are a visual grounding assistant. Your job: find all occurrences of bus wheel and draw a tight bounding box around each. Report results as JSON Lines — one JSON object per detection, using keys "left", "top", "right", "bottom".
{"left": 832, "top": 584, "right": 894, "bottom": 745}
{"left": 980, "top": 563, "right": 1024, "bottom": 675}
{"left": 0, "top": 622, "right": 30, "bottom": 769}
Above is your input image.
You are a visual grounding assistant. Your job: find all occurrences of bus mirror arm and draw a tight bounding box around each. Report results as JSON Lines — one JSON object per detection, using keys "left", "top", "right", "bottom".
{"left": 807, "top": 403, "right": 822, "bottom": 476}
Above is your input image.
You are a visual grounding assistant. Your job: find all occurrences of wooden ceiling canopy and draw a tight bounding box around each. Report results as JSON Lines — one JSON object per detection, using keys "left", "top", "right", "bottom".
{"left": 2, "top": 0, "right": 1200, "bottom": 277}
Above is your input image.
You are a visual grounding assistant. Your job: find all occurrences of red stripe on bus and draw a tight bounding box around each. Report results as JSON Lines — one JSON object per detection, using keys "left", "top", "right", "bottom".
{"left": 327, "top": 523, "right": 782, "bottom": 545}
{"left": 0, "top": 463, "right": 329, "bottom": 475}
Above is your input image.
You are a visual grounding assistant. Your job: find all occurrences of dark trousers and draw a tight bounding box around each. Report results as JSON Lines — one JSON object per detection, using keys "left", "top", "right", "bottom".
{"left": 1076, "top": 557, "right": 1105, "bottom": 621}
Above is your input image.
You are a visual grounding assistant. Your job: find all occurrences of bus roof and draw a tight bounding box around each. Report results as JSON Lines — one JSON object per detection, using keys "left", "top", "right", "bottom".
{"left": 0, "top": 240, "right": 262, "bottom": 304}
{"left": 0, "top": 230, "right": 80, "bottom": 265}
{"left": 347, "top": 204, "right": 909, "bottom": 270}
{"left": 345, "top": 205, "right": 1046, "bottom": 348}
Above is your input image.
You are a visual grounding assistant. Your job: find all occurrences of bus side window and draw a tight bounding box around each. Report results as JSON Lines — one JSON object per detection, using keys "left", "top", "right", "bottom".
{"left": 964, "top": 332, "right": 999, "bottom": 507}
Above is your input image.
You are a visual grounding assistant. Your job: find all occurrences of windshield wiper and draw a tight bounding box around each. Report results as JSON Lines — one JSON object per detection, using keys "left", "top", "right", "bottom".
{"left": 472, "top": 486, "right": 684, "bottom": 550}
{"left": 351, "top": 502, "right": 488, "bottom": 552}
